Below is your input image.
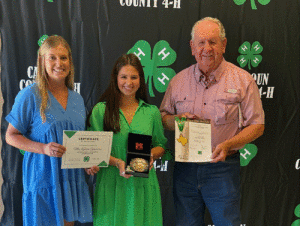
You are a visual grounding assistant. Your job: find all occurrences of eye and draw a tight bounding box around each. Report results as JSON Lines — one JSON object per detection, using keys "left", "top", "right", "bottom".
{"left": 49, "top": 56, "right": 56, "bottom": 60}
{"left": 131, "top": 75, "right": 139, "bottom": 80}
{"left": 61, "top": 56, "right": 68, "bottom": 60}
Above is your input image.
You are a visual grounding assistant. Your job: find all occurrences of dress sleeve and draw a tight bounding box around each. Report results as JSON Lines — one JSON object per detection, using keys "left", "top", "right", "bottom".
{"left": 5, "top": 86, "right": 36, "bottom": 135}
{"left": 151, "top": 106, "right": 168, "bottom": 150}
{"left": 87, "top": 102, "right": 106, "bottom": 131}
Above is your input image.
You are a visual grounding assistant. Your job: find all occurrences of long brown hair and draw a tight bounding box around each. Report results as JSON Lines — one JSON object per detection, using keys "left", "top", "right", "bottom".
{"left": 36, "top": 35, "right": 74, "bottom": 122}
{"left": 88, "top": 53, "right": 148, "bottom": 133}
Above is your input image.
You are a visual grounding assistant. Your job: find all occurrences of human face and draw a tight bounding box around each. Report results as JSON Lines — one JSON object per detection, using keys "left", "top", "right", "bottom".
{"left": 117, "top": 65, "right": 140, "bottom": 99}
{"left": 190, "top": 21, "right": 227, "bottom": 75}
{"left": 44, "top": 44, "right": 70, "bottom": 83}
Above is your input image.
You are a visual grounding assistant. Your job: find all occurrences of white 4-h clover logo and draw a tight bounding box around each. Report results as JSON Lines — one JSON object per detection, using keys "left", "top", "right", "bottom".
{"left": 237, "top": 41, "right": 263, "bottom": 70}
{"left": 128, "top": 40, "right": 177, "bottom": 97}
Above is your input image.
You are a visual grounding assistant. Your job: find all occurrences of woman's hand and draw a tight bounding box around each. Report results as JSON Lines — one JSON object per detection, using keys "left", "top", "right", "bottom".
{"left": 149, "top": 147, "right": 165, "bottom": 170}
{"left": 85, "top": 165, "right": 100, "bottom": 175}
{"left": 149, "top": 155, "right": 154, "bottom": 170}
{"left": 116, "top": 159, "right": 132, "bottom": 179}
{"left": 43, "top": 142, "right": 66, "bottom": 157}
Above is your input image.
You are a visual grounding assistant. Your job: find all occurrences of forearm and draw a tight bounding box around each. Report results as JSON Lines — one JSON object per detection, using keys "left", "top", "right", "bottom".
{"left": 109, "top": 156, "right": 122, "bottom": 167}
{"left": 6, "top": 132, "right": 45, "bottom": 154}
{"left": 223, "top": 124, "right": 265, "bottom": 150}
{"left": 162, "top": 114, "right": 176, "bottom": 131}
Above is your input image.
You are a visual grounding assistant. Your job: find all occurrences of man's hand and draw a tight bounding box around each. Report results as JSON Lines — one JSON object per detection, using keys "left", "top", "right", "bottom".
{"left": 210, "top": 124, "right": 264, "bottom": 163}
{"left": 211, "top": 141, "right": 231, "bottom": 163}
{"left": 162, "top": 112, "right": 198, "bottom": 131}
{"left": 180, "top": 112, "right": 198, "bottom": 119}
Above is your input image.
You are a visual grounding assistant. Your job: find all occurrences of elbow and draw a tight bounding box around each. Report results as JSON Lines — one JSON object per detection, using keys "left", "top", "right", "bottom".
{"left": 162, "top": 114, "right": 174, "bottom": 131}
{"left": 5, "top": 132, "right": 12, "bottom": 146}
{"left": 162, "top": 115, "right": 168, "bottom": 129}
{"left": 257, "top": 124, "right": 265, "bottom": 138}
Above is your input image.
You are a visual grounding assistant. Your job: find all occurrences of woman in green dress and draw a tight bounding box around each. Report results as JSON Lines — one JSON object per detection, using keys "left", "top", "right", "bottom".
{"left": 87, "top": 53, "right": 167, "bottom": 226}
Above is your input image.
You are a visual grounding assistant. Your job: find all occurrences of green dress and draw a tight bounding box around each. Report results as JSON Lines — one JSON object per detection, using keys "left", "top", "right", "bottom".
{"left": 88, "top": 100, "right": 167, "bottom": 226}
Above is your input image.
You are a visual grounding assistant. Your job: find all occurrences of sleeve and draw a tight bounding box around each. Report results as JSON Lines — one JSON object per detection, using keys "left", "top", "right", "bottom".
{"left": 241, "top": 80, "right": 265, "bottom": 126}
{"left": 87, "top": 102, "right": 106, "bottom": 131}
{"left": 159, "top": 79, "right": 176, "bottom": 118}
{"left": 5, "top": 87, "right": 36, "bottom": 134}
{"left": 151, "top": 106, "right": 168, "bottom": 150}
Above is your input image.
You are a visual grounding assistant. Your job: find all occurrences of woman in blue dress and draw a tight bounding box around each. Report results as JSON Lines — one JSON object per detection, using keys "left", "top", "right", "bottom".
{"left": 5, "top": 35, "right": 93, "bottom": 226}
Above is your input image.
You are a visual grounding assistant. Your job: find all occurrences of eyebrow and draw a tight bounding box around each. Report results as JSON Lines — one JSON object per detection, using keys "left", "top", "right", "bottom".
{"left": 47, "top": 54, "right": 68, "bottom": 57}
{"left": 119, "top": 74, "right": 139, "bottom": 77}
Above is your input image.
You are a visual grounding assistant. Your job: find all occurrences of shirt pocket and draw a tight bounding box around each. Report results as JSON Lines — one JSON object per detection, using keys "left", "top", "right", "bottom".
{"left": 214, "top": 89, "right": 241, "bottom": 125}
{"left": 175, "top": 99, "right": 194, "bottom": 115}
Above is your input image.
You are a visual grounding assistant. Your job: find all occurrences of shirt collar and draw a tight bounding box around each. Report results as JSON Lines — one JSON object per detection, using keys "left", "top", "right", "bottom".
{"left": 210, "top": 58, "right": 226, "bottom": 82}
{"left": 139, "top": 99, "right": 147, "bottom": 107}
{"left": 194, "top": 58, "right": 226, "bottom": 83}
{"left": 138, "top": 99, "right": 149, "bottom": 107}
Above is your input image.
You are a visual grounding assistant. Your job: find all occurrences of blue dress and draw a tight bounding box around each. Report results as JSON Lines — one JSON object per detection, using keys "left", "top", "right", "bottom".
{"left": 5, "top": 84, "right": 92, "bottom": 226}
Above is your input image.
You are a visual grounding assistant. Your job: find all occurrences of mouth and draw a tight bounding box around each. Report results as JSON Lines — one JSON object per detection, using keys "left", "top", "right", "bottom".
{"left": 53, "top": 68, "right": 65, "bottom": 73}
{"left": 123, "top": 86, "right": 134, "bottom": 91}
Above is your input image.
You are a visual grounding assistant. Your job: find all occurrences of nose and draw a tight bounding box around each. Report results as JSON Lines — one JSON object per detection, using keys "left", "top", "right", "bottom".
{"left": 56, "top": 58, "right": 63, "bottom": 66}
{"left": 125, "top": 78, "right": 133, "bottom": 85}
{"left": 203, "top": 42, "right": 212, "bottom": 51}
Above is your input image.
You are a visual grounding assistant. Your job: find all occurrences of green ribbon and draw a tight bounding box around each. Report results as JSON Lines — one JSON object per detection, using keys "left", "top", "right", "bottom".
{"left": 175, "top": 117, "right": 186, "bottom": 132}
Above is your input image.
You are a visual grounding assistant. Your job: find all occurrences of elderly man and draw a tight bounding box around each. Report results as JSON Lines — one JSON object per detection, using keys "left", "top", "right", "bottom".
{"left": 160, "top": 17, "right": 265, "bottom": 226}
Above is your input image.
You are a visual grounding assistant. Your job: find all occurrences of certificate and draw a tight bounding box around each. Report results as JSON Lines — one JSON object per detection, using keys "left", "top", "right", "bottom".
{"left": 175, "top": 118, "right": 212, "bottom": 163}
{"left": 61, "top": 130, "right": 113, "bottom": 169}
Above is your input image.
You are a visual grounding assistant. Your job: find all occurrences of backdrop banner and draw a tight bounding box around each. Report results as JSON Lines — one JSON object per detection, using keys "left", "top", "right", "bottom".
{"left": 0, "top": 1, "right": 299, "bottom": 225}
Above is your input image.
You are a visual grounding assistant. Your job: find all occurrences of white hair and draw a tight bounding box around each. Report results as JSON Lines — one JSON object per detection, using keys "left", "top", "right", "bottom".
{"left": 191, "top": 17, "right": 226, "bottom": 41}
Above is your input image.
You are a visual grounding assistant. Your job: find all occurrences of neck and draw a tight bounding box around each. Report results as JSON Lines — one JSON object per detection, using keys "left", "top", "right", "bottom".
{"left": 120, "top": 95, "right": 139, "bottom": 108}
{"left": 48, "top": 80, "right": 68, "bottom": 93}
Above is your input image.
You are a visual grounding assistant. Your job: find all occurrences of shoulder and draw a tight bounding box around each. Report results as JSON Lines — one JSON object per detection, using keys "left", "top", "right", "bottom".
{"left": 92, "top": 102, "right": 106, "bottom": 113}
{"left": 170, "top": 64, "right": 195, "bottom": 85}
{"left": 69, "top": 89, "right": 84, "bottom": 102}
{"left": 140, "top": 101, "right": 160, "bottom": 115}
{"left": 14, "top": 83, "right": 39, "bottom": 104}
{"left": 17, "top": 83, "right": 38, "bottom": 97}
{"left": 223, "top": 61, "right": 254, "bottom": 82}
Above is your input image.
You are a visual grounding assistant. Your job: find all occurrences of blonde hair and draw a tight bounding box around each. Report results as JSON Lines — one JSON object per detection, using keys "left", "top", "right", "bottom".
{"left": 191, "top": 17, "right": 226, "bottom": 41}
{"left": 36, "top": 35, "right": 74, "bottom": 122}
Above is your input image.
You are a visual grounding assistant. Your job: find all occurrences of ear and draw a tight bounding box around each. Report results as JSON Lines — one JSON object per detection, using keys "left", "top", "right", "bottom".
{"left": 190, "top": 40, "right": 195, "bottom": 56}
{"left": 222, "top": 38, "right": 227, "bottom": 54}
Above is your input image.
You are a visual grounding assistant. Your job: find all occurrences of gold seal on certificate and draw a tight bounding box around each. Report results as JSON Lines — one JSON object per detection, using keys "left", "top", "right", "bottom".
{"left": 175, "top": 118, "right": 212, "bottom": 163}
{"left": 61, "top": 130, "right": 113, "bottom": 169}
